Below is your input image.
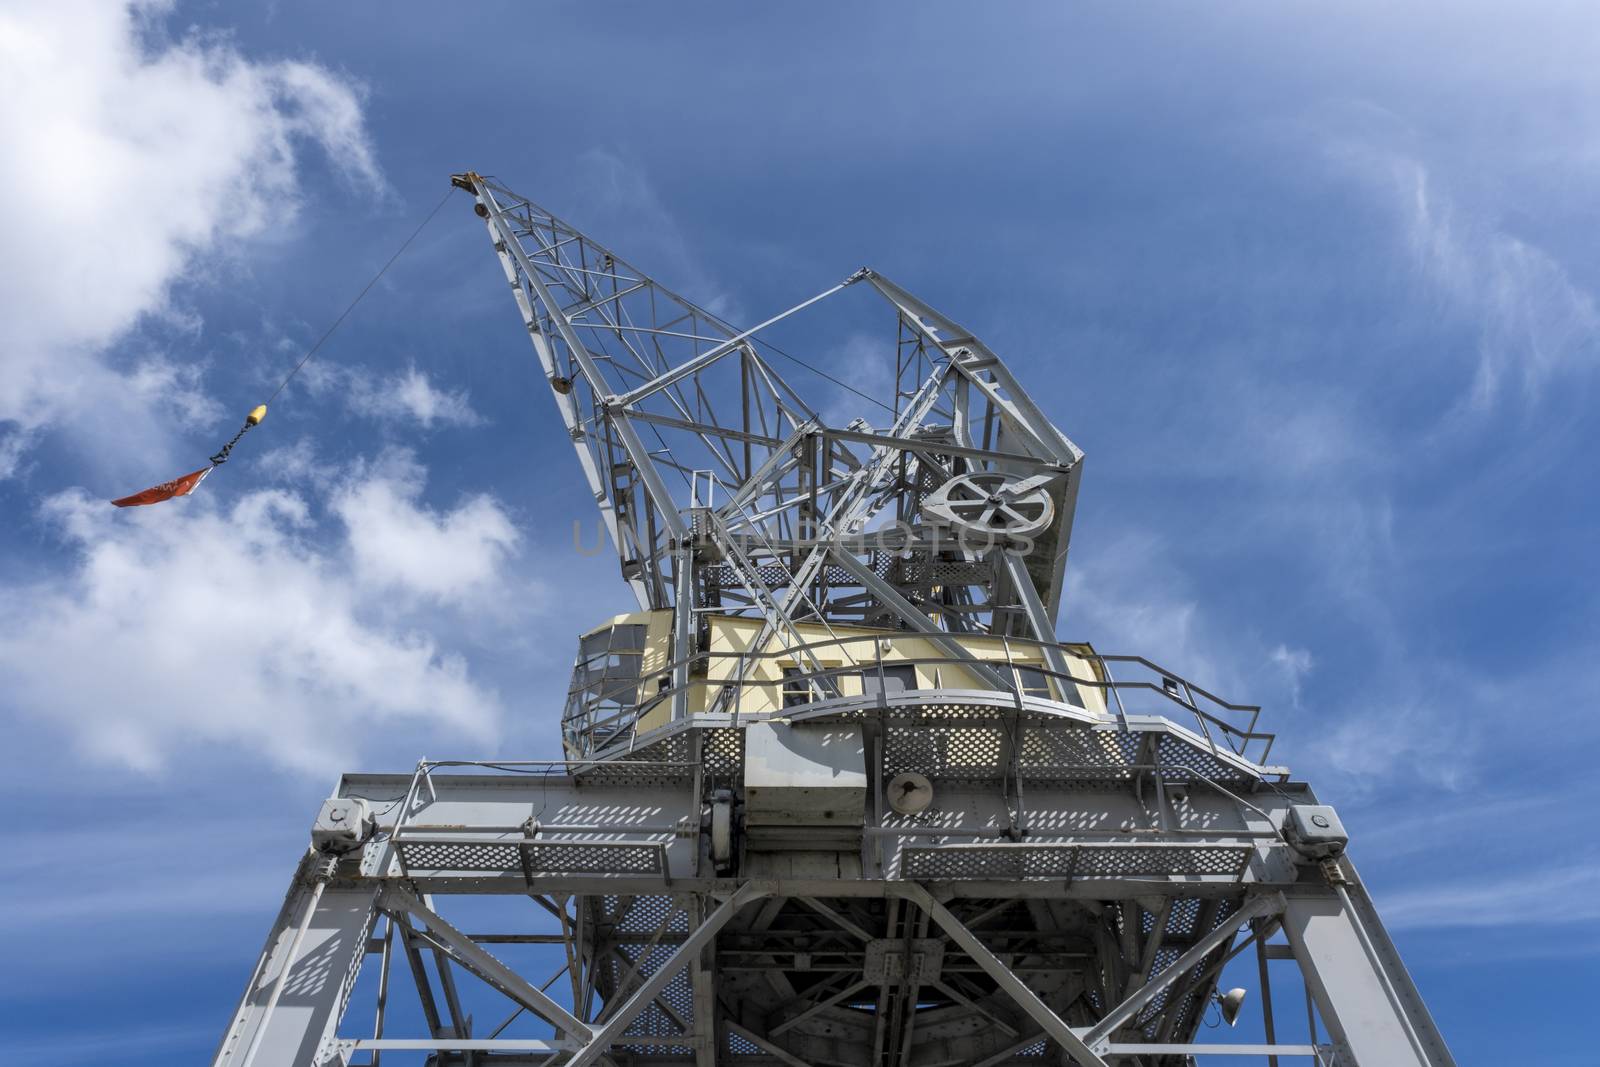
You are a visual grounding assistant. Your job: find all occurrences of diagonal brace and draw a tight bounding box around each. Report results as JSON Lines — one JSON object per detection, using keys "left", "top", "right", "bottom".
{"left": 565, "top": 884, "right": 770, "bottom": 1067}
{"left": 725, "top": 1020, "right": 815, "bottom": 1067}
{"left": 1081, "top": 892, "right": 1285, "bottom": 1048}
{"left": 897, "top": 884, "right": 1110, "bottom": 1067}
{"left": 381, "top": 885, "right": 591, "bottom": 1044}
{"left": 830, "top": 550, "right": 1011, "bottom": 690}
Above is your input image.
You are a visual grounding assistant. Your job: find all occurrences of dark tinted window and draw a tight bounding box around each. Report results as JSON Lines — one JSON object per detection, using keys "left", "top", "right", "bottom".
{"left": 781, "top": 666, "right": 811, "bottom": 708}
{"left": 1015, "top": 666, "right": 1053, "bottom": 699}
{"left": 861, "top": 664, "right": 917, "bottom": 699}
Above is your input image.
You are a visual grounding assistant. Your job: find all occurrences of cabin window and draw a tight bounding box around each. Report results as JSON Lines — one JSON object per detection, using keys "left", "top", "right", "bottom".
{"left": 1014, "top": 665, "right": 1054, "bottom": 700}
{"left": 566, "top": 624, "right": 650, "bottom": 745}
{"left": 860, "top": 664, "right": 917, "bottom": 700}
{"left": 1012, "top": 664, "right": 1098, "bottom": 709}
{"left": 781, "top": 666, "right": 812, "bottom": 708}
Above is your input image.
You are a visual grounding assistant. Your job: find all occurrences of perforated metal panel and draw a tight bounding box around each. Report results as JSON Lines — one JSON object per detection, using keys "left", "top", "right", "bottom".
{"left": 525, "top": 841, "right": 665, "bottom": 875}
{"left": 728, "top": 1030, "right": 762, "bottom": 1055}
{"left": 1136, "top": 945, "right": 1185, "bottom": 1029}
{"left": 394, "top": 838, "right": 664, "bottom": 875}
{"left": 610, "top": 940, "right": 695, "bottom": 1054}
{"left": 605, "top": 894, "right": 691, "bottom": 936}
{"left": 580, "top": 729, "right": 694, "bottom": 784}
{"left": 1018, "top": 725, "right": 1138, "bottom": 779}
{"left": 885, "top": 720, "right": 1005, "bottom": 782}
{"left": 899, "top": 843, "right": 1251, "bottom": 880}
{"left": 1155, "top": 732, "right": 1251, "bottom": 782}
{"left": 702, "top": 727, "right": 744, "bottom": 779}
{"left": 1075, "top": 844, "right": 1250, "bottom": 877}
{"left": 1165, "top": 898, "right": 1202, "bottom": 937}
{"left": 395, "top": 840, "right": 522, "bottom": 872}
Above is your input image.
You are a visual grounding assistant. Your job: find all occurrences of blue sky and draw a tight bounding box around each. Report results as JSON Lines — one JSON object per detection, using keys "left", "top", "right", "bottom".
{"left": 2, "top": 2, "right": 1597, "bottom": 1063}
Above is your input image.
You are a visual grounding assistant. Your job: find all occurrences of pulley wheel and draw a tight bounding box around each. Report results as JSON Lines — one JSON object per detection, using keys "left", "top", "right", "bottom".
{"left": 922, "top": 471, "right": 1055, "bottom": 540}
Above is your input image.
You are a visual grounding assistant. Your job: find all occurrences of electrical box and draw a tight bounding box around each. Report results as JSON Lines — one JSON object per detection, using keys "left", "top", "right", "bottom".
{"left": 1286, "top": 804, "right": 1348, "bottom": 859}
{"left": 744, "top": 722, "right": 867, "bottom": 826}
{"left": 312, "top": 796, "right": 373, "bottom": 852}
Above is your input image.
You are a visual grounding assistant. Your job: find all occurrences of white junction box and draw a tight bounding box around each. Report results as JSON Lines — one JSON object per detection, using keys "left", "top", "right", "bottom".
{"left": 744, "top": 722, "right": 867, "bottom": 826}
{"left": 312, "top": 796, "right": 373, "bottom": 851}
{"left": 1286, "top": 804, "right": 1348, "bottom": 859}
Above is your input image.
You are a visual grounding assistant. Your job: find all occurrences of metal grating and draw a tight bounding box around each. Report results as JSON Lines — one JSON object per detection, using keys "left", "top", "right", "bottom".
{"left": 902, "top": 844, "right": 1074, "bottom": 880}
{"left": 604, "top": 894, "right": 690, "bottom": 935}
{"left": 899, "top": 843, "right": 1251, "bottom": 881}
{"left": 1165, "top": 898, "right": 1202, "bottom": 937}
{"left": 526, "top": 841, "right": 664, "bottom": 875}
{"left": 1156, "top": 733, "right": 1250, "bottom": 782}
{"left": 885, "top": 721, "right": 1005, "bottom": 781}
{"left": 1136, "top": 945, "right": 1184, "bottom": 1028}
{"left": 703, "top": 727, "right": 744, "bottom": 779}
{"left": 1018, "top": 725, "right": 1138, "bottom": 779}
{"left": 395, "top": 838, "right": 663, "bottom": 875}
{"left": 611, "top": 941, "right": 695, "bottom": 1054}
{"left": 395, "top": 840, "right": 521, "bottom": 872}
{"left": 579, "top": 730, "right": 694, "bottom": 783}
{"left": 1075, "top": 845, "right": 1250, "bottom": 877}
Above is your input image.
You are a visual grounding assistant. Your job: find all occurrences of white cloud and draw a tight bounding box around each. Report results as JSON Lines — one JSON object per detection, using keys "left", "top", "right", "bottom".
{"left": 1064, "top": 531, "right": 1217, "bottom": 688}
{"left": 0, "top": 426, "right": 31, "bottom": 479}
{"left": 345, "top": 365, "right": 486, "bottom": 428}
{"left": 0, "top": 458, "right": 514, "bottom": 776}
{"left": 1334, "top": 141, "right": 1600, "bottom": 409}
{"left": 332, "top": 449, "right": 519, "bottom": 604}
{"left": 0, "top": 0, "right": 383, "bottom": 476}
{"left": 1381, "top": 863, "right": 1600, "bottom": 930}
{"left": 254, "top": 436, "right": 322, "bottom": 483}
{"left": 1399, "top": 157, "right": 1600, "bottom": 408}
{"left": 1270, "top": 644, "right": 1314, "bottom": 706}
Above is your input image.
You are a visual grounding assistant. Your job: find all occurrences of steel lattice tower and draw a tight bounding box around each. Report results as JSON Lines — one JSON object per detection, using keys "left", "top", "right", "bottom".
{"left": 209, "top": 173, "right": 1455, "bottom": 1067}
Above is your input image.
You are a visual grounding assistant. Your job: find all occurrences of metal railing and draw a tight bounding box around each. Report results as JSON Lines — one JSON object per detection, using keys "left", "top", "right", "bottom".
{"left": 561, "top": 632, "right": 1273, "bottom": 766}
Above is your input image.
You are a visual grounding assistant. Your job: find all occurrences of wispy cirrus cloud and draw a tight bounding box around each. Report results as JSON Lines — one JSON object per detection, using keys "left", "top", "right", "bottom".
{"left": 1382, "top": 863, "right": 1600, "bottom": 930}
{"left": 1330, "top": 136, "right": 1600, "bottom": 410}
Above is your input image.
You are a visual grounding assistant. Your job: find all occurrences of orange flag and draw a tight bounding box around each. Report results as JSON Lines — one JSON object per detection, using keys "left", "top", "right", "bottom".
{"left": 110, "top": 466, "right": 213, "bottom": 508}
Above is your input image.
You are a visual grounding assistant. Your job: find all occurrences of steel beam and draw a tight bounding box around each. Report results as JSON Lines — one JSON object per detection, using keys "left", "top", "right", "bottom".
{"left": 381, "top": 884, "right": 591, "bottom": 1043}
{"left": 898, "top": 885, "right": 1110, "bottom": 1067}
{"left": 211, "top": 876, "right": 378, "bottom": 1067}
{"left": 1103, "top": 1044, "right": 1319, "bottom": 1057}
{"left": 829, "top": 550, "right": 1011, "bottom": 690}
{"left": 1281, "top": 884, "right": 1454, "bottom": 1067}
{"left": 725, "top": 1020, "right": 816, "bottom": 1067}
{"left": 1083, "top": 892, "right": 1284, "bottom": 1048}
{"left": 566, "top": 885, "right": 770, "bottom": 1067}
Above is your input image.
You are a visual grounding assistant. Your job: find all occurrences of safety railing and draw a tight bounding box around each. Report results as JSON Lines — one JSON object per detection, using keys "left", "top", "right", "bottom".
{"left": 560, "top": 632, "right": 1274, "bottom": 766}
{"left": 381, "top": 759, "right": 699, "bottom": 879}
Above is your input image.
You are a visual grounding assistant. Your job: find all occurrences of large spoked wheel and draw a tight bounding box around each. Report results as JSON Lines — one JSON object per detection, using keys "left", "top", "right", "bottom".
{"left": 922, "top": 471, "right": 1056, "bottom": 541}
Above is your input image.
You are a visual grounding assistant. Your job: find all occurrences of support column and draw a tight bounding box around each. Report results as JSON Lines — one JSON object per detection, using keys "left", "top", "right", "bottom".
{"left": 1281, "top": 884, "right": 1455, "bottom": 1067}
{"left": 211, "top": 861, "right": 378, "bottom": 1067}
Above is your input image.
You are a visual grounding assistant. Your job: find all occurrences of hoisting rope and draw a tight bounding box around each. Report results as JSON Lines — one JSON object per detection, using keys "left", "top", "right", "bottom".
{"left": 111, "top": 187, "right": 456, "bottom": 508}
